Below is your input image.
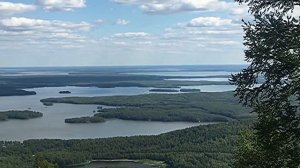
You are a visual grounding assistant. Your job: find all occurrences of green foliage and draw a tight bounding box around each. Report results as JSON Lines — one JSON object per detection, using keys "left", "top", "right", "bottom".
{"left": 0, "top": 110, "right": 43, "bottom": 121}
{"left": 35, "top": 154, "right": 59, "bottom": 168}
{"left": 232, "top": 0, "right": 300, "bottom": 167}
{"left": 65, "top": 116, "right": 105, "bottom": 123}
{"left": 42, "top": 92, "right": 252, "bottom": 122}
{"left": 0, "top": 121, "right": 251, "bottom": 168}
{"left": 234, "top": 130, "right": 261, "bottom": 168}
{"left": 0, "top": 87, "right": 36, "bottom": 96}
{"left": 0, "top": 74, "right": 229, "bottom": 91}
{"left": 236, "top": 0, "right": 300, "bottom": 14}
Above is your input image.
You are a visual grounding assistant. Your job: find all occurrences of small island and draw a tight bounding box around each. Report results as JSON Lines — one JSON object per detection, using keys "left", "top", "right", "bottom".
{"left": 180, "top": 89, "right": 201, "bottom": 93}
{"left": 0, "top": 110, "right": 43, "bottom": 121}
{"left": 59, "top": 91, "right": 71, "bottom": 94}
{"left": 149, "top": 89, "right": 179, "bottom": 92}
{"left": 42, "top": 102, "right": 53, "bottom": 106}
{"left": 65, "top": 116, "right": 105, "bottom": 123}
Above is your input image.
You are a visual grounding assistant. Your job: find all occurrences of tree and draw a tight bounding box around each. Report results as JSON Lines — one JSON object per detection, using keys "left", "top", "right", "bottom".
{"left": 35, "top": 154, "right": 58, "bottom": 168}
{"left": 232, "top": 0, "right": 300, "bottom": 167}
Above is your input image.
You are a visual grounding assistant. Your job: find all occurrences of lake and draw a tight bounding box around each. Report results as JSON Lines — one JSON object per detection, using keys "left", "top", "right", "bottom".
{"left": 0, "top": 86, "right": 216, "bottom": 141}
{"left": 165, "top": 77, "right": 229, "bottom": 82}
{"left": 0, "top": 66, "right": 238, "bottom": 141}
{"left": 125, "top": 71, "right": 237, "bottom": 77}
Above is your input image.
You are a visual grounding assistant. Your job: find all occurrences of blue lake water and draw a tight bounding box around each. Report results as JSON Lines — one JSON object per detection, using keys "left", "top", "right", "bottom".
{"left": 165, "top": 78, "right": 229, "bottom": 82}
{"left": 125, "top": 71, "right": 237, "bottom": 77}
{"left": 0, "top": 86, "right": 209, "bottom": 141}
{"left": 181, "top": 85, "right": 236, "bottom": 92}
{"left": 0, "top": 66, "right": 240, "bottom": 141}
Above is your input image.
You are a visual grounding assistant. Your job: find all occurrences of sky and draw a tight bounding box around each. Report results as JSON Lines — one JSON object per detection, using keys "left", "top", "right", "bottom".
{"left": 0, "top": 0, "right": 252, "bottom": 67}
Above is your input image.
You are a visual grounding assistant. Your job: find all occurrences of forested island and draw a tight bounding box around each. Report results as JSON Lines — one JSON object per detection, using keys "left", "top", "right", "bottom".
{"left": 59, "top": 91, "right": 71, "bottom": 94}
{"left": 179, "top": 89, "right": 201, "bottom": 92}
{"left": 0, "top": 110, "right": 43, "bottom": 121}
{"left": 65, "top": 116, "right": 105, "bottom": 123}
{"left": 0, "top": 87, "right": 36, "bottom": 96}
{"left": 0, "top": 73, "right": 230, "bottom": 96}
{"left": 0, "top": 120, "right": 251, "bottom": 168}
{"left": 149, "top": 89, "right": 179, "bottom": 92}
{"left": 41, "top": 92, "right": 252, "bottom": 123}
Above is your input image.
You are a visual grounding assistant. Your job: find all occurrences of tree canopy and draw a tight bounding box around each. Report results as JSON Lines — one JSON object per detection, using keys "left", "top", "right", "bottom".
{"left": 232, "top": 0, "right": 300, "bottom": 167}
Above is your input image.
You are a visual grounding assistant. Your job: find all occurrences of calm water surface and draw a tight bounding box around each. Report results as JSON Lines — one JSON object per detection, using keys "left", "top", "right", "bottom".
{"left": 125, "top": 71, "right": 237, "bottom": 77}
{"left": 165, "top": 78, "right": 229, "bottom": 82}
{"left": 0, "top": 86, "right": 205, "bottom": 141}
{"left": 181, "top": 85, "right": 236, "bottom": 92}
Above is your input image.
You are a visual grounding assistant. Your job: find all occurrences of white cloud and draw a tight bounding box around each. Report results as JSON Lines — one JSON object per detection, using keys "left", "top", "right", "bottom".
{"left": 0, "top": 17, "right": 92, "bottom": 32}
{"left": 113, "top": 41, "right": 128, "bottom": 46}
{"left": 112, "top": 32, "right": 150, "bottom": 39}
{"left": 0, "top": 17, "right": 49, "bottom": 28}
{"left": 95, "top": 19, "right": 104, "bottom": 24}
{"left": 0, "top": 17, "right": 93, "bottom": 50}
{"left": 113, "top": 0, "right": 244, "bottom": 15}
{"left": 0, "top": 2, "right": 36, "bottom": 16}
{"left": 187, "top": 17, "right": 233, "bottom": 27}
{"left": 207, "top": 40, "right": 239, "bottom": 45}
{"left": 36, "top": 0, "right": 86, "bottom": 11}
{"left": 115, "top": 19, "right": 130, "bottom": 25}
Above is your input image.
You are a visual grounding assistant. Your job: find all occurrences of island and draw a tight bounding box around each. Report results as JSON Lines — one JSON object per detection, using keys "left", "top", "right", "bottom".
{"left": 65, "top": 116, "right": 105, "bottom": 123}
{"left": 0, "top": 110, "right": 43, "bottom": 121}
{"left": 149, "top": 89, "right": 179, "bottom": 92}
{"left": 179, "top": 88, "right": 201, "bottom": 92}
{"left": 0, "top": 87, "right": 36, "bottom": 96}
{"left": 41, "top": 92, "right": 252, "bottom": 123}
{"left": 42, "top": 102, "right": 54, "bottom": 106}
{"left": 0, "top": 73, "right": 230, "bottom": 97}
{"left": 59, "top": 91, "right": 71, "bottom": 94}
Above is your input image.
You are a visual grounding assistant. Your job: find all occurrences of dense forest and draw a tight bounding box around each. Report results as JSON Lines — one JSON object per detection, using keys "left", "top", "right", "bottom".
{"left": 65, "top": 116, "right": 105, "bottom": 123}
{"left": 0, "top": 73, "right": 230, "bottom": 95}
{"left": 0, "top": 87, "right": 36, "bottom": 96}
{"left": 42, "top": 92, "right": 252, "bottom": 122}
{"left": 0, "top": 120, "right": 251, "bottom": 168}
{"left": 0, "top": 110, "right": 43, "bottom": 121}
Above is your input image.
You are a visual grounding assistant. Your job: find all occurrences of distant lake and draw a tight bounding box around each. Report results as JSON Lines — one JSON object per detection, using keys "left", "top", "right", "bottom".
{"left": 165, "top": 78, "right": 229, "bottom": 82}
{"left": 0, "top": 67, "right": 238, "bottom": 141}
{"left": 125, "top": 71, "right": 237, "bottom": 77}
{"left": 0, "top": 71, "right": 69, "bottom": 76}
{"left": 0, "top": 86, "right": 205, "bottom": 141}
{"left": 181, "top": 85, "right": 236, "bottom": 92}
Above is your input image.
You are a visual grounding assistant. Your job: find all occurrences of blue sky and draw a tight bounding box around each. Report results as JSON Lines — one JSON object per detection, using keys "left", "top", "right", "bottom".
{"left": 0, "top": 0, "right": 251, "bottom": 67}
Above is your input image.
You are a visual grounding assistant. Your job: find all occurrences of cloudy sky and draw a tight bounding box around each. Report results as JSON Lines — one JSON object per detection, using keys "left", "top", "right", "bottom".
{"left": 0, "top": 0, "right": 251, "bottom": 67}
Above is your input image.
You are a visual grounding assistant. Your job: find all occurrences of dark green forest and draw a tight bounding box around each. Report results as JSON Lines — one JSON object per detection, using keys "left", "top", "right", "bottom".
{"left": 0, "top": 74, "right": 230, "bottom": 96}
{"left": 65, "top": 116, "right": 105, "bottom": 123}
{"left": 0, "top": 120, "right": 251, "bottom": 168}
{"left": 42, "top": 92, "right": 252, "bottom": 122}
{"left": 0, "top": 110, "right": 43, "bottom": 121}
{"left": 0, "top": 87, "right": 36, "bottom": 96}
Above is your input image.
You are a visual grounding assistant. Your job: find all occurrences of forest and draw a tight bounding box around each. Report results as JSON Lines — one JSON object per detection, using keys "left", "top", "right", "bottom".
{"left": 0, "top": 110, "right": 43, "bottom": 121}
{"left": 0, "top": 73, "right": 230, "bottom": 96}
{"left": 65, "top": 116, "right": 105, "bottom": 123}
{"left": 0, "top": 87, "right": 36, "bottom": 96}
{"left": 42, "top": 92, "right": 252, "bottom": 122}
{"left": 0, "top": 120, "right": 251, "bottom": 168}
